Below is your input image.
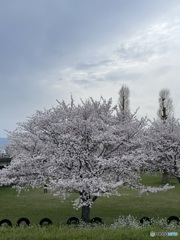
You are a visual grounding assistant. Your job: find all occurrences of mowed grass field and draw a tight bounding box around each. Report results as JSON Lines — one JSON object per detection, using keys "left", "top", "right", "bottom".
{"left": 0, "top": 173, "right": 180, "bottom": 226}
{"left": 1, "top": 226, "right": 179, "bottom": 240}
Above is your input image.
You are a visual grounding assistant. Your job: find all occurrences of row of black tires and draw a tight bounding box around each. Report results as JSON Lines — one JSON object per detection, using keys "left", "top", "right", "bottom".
{"left": 0, "top": 218, "right": 52, "bottom": 227}
{"left": 0, "top": 217, "right": 103, "bottom": 227}
{"left": 0, "top": 216, "right": 179, "bottom": 227}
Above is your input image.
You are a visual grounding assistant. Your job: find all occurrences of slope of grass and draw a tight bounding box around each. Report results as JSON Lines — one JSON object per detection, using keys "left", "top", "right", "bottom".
{"left": 0, "top": 173, "right": 179, "bottom": 226}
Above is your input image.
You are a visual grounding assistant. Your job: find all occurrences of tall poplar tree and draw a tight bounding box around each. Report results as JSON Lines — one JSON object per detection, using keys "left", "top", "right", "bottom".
{"left": 118, "top": 85, "right": 130, "bottom": 117}
{"left": 157, "top": 88, "right": 173, "bottom": 121}
{"left": 157, "top": 88, "right": 174, "bottom": 183}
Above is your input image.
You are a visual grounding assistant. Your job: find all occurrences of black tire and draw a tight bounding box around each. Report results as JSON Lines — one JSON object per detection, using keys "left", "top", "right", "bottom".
{"left": 39, "top": 218, "right": 52, "bottom": 227}
{"left": 140, "top": 216, "right": 152, "bottom": 225}
{"left": 67, "top": 217, "right": 79, "bottom": 225}
{"left": 90, "top": 217, "right": 104, "bottom": 224}
{"left": 16, "top": 217, "right": 30, "bottom": 227}
{"left": 167, "top": 216, "right": 180, "bottom": 225}
{"left": 0, "top": 219, "right": 12, "bottom": 227}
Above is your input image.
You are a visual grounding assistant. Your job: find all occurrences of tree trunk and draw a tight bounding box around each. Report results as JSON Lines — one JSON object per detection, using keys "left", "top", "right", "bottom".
{"left": 176, "top": 177, "right": 180, "bottom": 183}
{"left": 79, "top": 192, "right": 98, "bottom": 223}
{"left": 173, "top": 160, "right": 180, "bottom": 183}
{"left": 162, "top": 169, "right": 169, "bottom": 184}
{"left": 81, "top": 205, "right": 90, "bottom": 222}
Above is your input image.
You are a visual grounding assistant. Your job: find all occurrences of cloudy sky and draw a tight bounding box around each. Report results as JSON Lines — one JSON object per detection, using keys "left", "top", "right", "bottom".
{"left": 1, "top": 0, "right": 180, "bottom": 137}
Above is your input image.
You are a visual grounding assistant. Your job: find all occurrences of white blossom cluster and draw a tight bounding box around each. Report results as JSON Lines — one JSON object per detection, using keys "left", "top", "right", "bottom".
{"left": 144, "top": 118, "right": 180, "bottom": 177}
{"left": 111, "top": 215, "right": 179, "bottom": 229}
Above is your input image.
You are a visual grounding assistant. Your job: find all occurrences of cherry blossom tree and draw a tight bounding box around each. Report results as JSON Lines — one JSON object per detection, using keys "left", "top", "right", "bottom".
{"left": 0, "top": 97, "right": 173, "bottom": 222}
{"left": 144, "top": 117, "right": 180, "bottom": 184}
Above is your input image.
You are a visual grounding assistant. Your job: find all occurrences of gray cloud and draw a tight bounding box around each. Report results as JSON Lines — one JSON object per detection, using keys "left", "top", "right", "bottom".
{"left": 1, "top": 0, "right": 180, "bottom": 136}
{"left": 72, "top": 79, "right": 94, "bottom": 87}
{"left": 76, "top": 60, "right": 111, "bottom": 71}
{"left": 154, "top": 65, "right": 173, "bottom": 77}
{"left": 114, "top": 44, "right": 156, "bottom": 62}
{"left": 1, "top": 0, "right": 177, "bottom": 76}
{"left": 104, "top": 71, "right": 143, "bottom": 83}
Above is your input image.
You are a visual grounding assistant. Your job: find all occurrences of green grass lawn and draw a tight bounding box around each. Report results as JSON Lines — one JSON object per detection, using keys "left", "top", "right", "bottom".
{"left": 0, "top": 173, "right": 179, "bottom": 226}
{"left": 0, "top": 226, "right": 179, "bottom": 240}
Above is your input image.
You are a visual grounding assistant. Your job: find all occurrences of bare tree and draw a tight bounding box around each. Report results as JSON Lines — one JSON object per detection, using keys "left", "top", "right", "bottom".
{"left": 118, "top": 85, "right": 130, "bottom": 117}
{"left": 157, "top": 88, "right": 173, "bottom": 121}
{"left": 157, "top": 88, "right": 174, "bottom": 183}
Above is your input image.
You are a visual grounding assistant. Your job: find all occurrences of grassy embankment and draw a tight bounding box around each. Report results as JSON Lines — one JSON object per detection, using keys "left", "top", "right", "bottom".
{"left": 0, "top": 173, "right": 179, "bottom": 225}
{"left": 0, "top": 173, "right": 179, "bottom": 239}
